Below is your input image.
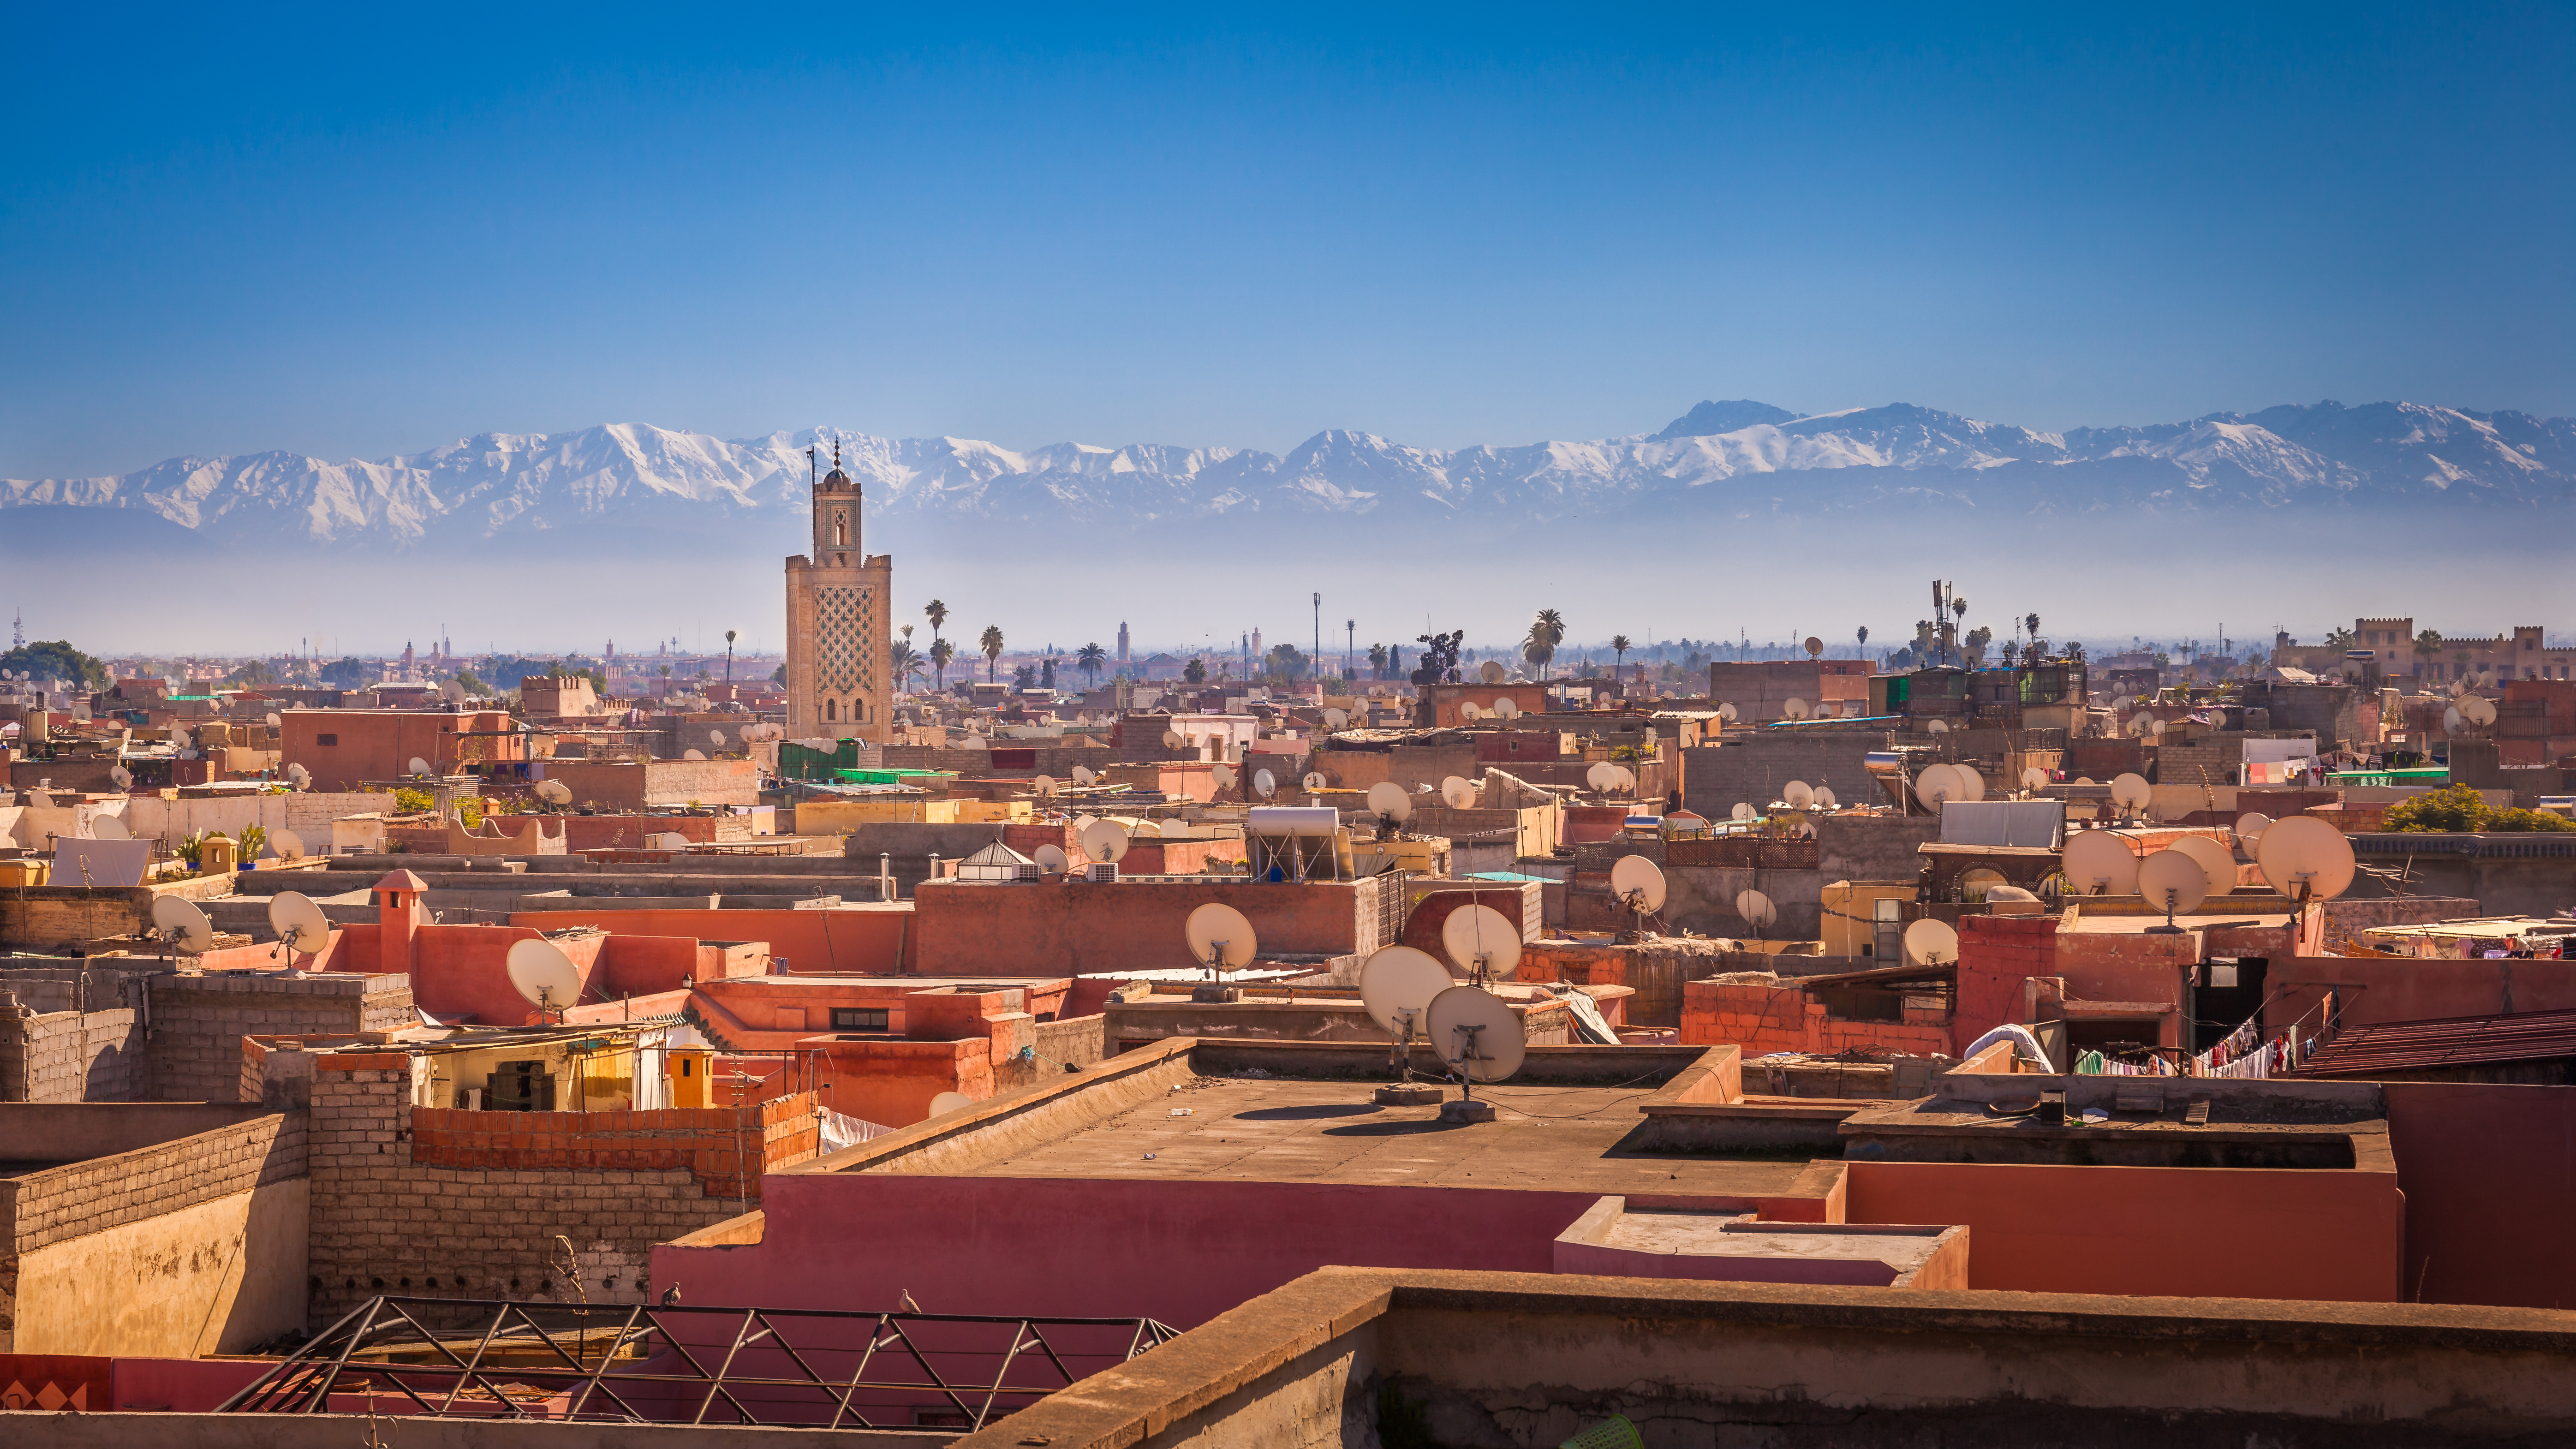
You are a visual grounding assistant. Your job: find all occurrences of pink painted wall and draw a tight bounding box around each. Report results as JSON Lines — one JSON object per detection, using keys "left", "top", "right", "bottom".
{"left": 1953, "top": 915, "right": 2059, "bottom": 1048}
{"left": 2384, "top": 1083, "right": 2576, "bottom": 1310}
{"left": 111, "top": 1356, "right": 272, "bottom": 1412}
{"left": 2267, "top": 957, "right": 2576, "bottom": 1035}
{"left": 656, "top": 1175, "right": 1609, "bottom": 1328}
{"left": 1845, "top": 1160, "right": 2402, "bottom": 1301}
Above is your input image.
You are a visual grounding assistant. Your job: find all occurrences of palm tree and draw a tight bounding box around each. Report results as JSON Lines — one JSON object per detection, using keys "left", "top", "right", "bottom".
{"left": 1367, "top": 643, "right": 1388, "bottom": 680}
{"left": 1855, "top": 626, "right": 1868, "bottom": 652}
{"left": 1524, "top": 608, "right": 1566, "bottom": 680}
{"left": 1610, "top": 634, "right": 1633, "bottom": 677}
{"left": 1076, "top": 642, "right": 1108, "bottom": 683}
{"left": 2415, "top": 629, "right": 2445, "bottom": 682}
{"left": 925, "top": 600, "right": 948, "bottom": 647}
{"left": 979, "top": 625, "right": 1004, "bottom": 682}
{"left": 723, "top": 629, "right": 737, "bottom": 685}
{"left": 889, "top": 639, "right": 921, "bottom": 692}
{"left": 928, "top": 637, "right": 955, "bottom": 690}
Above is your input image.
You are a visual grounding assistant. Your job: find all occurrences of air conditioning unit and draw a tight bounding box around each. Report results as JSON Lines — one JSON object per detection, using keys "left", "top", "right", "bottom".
{"left": 1085, "top": 862, "right": 1119, "bottom": 883}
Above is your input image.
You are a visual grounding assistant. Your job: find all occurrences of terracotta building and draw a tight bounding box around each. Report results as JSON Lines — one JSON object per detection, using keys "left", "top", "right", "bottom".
{"left": 783, "top": 443, "right": 894, "bottom": 743}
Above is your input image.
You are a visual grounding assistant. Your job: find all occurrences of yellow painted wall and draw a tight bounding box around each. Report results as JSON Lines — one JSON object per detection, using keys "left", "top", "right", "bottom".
{"left": 794, "top": 798, "right": 960, "bottom": 833}
{"left": 1821, "top": 880, "right": 1918, "bottom": 956}
{"left": 15, "top": 1179, "right": 308, "bottom": 1356}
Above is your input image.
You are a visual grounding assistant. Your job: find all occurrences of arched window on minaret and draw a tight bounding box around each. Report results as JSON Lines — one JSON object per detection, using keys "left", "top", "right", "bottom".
{"left": 833, "top": 514, "right": 847, "bottom": 546}
{"left": 824, "top": 698, "right": 836, "bottom": 722}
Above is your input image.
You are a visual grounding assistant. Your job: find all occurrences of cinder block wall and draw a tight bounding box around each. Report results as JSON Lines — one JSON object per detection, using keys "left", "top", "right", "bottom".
{"left": 0, "top": 1006, "right": 144, "bottom": 1103}
{"left": 148, "top": 973, "right": 416, "bottom": 1103}
{"left": 305, "top": 1057, "right": 817, "bottom": 1327}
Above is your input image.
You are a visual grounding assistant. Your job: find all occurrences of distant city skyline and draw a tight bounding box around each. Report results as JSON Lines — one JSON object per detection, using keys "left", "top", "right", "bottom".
{"left": 4, "top": 8, "right": 2570, "bottom": 479}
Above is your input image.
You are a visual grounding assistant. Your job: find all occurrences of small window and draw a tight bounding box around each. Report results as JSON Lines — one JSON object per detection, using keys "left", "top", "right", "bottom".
{"left": 832, "top": 1008, "right": 890, "bottom": 1032}
{"left": 316, "top": 733, "right": 338, "bottom": 746}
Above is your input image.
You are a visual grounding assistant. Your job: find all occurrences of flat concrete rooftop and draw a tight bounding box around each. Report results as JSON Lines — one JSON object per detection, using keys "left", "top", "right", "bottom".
{"left": 836, "top": 1040, "right": 1818, "bottom": 1202}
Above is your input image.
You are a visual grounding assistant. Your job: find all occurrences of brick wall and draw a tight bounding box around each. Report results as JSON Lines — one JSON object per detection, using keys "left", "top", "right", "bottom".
{"left": 147, "top": 972, "right": 416, "bottom": 1103}
{"left": 0, "top": 1111, "right": 304, "bottom": 1351}
{"left": 1679, "top": 977, "right": 1955, "bottom": 1057}
{"left": 1956, "top": 915, "right": 2062, "bottom": 1049}
{"left": 0, "top": 1004, "right": 144, "bottom": 1104}
{"left": 306, "top": 1058, "right": 816, "bottom": 1326}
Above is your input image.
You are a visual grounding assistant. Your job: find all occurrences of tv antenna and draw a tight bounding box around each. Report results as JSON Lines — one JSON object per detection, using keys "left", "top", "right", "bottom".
{"left": 1425, "top": 983, "right": 1526, "bottom": 1123}
{"left": 267, "top": 891, "right": 331, "bottom": 970}
{"left": 109, "top": 763, "right": 133, "bottom": 790}
{"left": 1441, "top": 902, "right": 1521, "bottom": 985}
{"left": 1492, "top": 696, "right": 1520, "bottom": 720}
{"left": 1073, "top": 764, "right": 1098, "bottom": 787}
{"left": 407, "top": 757, "right": 433, "bottom": 778}
{"left": 1609, "top": 855, "right": 1666, "bottom": 942}
{"left": 1252, "top": 768, "right": 1278, "bottom": 799}
{"left": 506, "top": 937, "right": 583, "bottom": 1021}
{"left": 1359, "top": 945, "right": 1453, "bottom": 1105}
{"left": 1079, "top": 819, "right": 1130, "bottom": 872}
{"left": 1183, "top": 901, "right": 1257, "bottom": 1003}
{"left": 1782, "top": 779, "right": 1814, "bottom": 811}
{"left": 1783, "top": 698, "right": 1810, "bottom": 721}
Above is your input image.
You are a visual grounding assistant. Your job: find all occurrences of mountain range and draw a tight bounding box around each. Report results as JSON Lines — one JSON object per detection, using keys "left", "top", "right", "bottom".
{"left": 6, "top": 399, "right": 2570, "bottom": 552}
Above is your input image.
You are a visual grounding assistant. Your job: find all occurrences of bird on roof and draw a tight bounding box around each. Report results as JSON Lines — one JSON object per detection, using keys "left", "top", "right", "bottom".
{"left": 660, "top": 1284, "right": 682, "bottom": 1307}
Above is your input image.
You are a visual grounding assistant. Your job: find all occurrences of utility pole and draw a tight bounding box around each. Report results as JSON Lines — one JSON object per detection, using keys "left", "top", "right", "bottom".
{"left": 1312, "top": 593, "right": 1323, "bottom": 700}
{"left": 1345, "top": 619, "right": 1355, "bottom": 682}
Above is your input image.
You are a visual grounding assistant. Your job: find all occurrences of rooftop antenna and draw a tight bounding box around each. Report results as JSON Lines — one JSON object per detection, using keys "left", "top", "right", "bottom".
{"left": 2138, "top": 849, "right": 2210, "bottom": 934}
{"left": 267, "top": 891, "right": 331, "bottom": 971}
{"left": 1783, "top": 698, "right": 1810, "bottom": 721}
{"left": 1359, "top": 944, "right": 1453, "bottom": 1105}
{"left": 269, "top": 828, "right": 309, "bottom": 862}
{"left": 1425, "top": 983, "right": 1526, "bottom": 1123}
{"left": 1610, "top": 855, "right": 1666, "bottom": 942}
{"left": 506, "top": 937, "right": 584, "bottom": 1022}
{"left": 1184, "top": 901, "right": 1257, "bottom": 1003}
{"left": 1301, "top": 770, "right": 1329, "bottom": 798}
{"left": 1441, "top": 902, "right": 1521, "bottom": 986}
{"left": 1479, "top": 660, "right": 1506, "bottom": 685}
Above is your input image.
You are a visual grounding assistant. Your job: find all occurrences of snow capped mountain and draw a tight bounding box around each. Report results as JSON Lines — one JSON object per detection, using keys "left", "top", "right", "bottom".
{"left": 7, "top": 398, "right": 2569, "bottom": 550}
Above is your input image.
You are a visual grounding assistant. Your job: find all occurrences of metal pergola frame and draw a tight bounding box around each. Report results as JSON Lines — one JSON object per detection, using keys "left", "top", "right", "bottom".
{"left": 217, "top": 1296, "right": 1181, "bottom": 1434}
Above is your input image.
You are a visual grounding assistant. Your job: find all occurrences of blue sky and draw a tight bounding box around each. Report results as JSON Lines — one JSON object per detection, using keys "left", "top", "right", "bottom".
{"left": 4, "top": 4, "right": 2570, "bottom": 477}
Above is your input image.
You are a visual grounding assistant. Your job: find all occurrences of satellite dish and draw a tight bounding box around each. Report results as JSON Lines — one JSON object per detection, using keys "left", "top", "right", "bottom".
{"left": 1213, "top": 763, "right": 1238, "bottom": 790}
{"left": 1904, "top": 918, "right": 1959, "bottom": 966}
{"left": 1253, "top": 768, "right": 1277, "bottom": 799}
{"left": 1812, "top": 786, "right": 1836, "bottom": 809}
{"left": 2234, "top": 811, "right": 2273, "bottom": 850}
{"left": 1439, "top": 776, "right": 1478, "bottom": 810}
{"left": 2150, "top": 718, "right": 2167, "bottom": 736}
{"left": 1783, "top": 780, "right": 1814, "bottom": 810}
{"left": 1302, "top": 770, "right": 1329, "bottom": 791}
{"left": 1324, "top": 708, "right": 1349, "bottom": 730}
{"left": 2443, "top": 706, "right": 2466, "bottom": 735}
{"left": 1730, "top": 802, "right": 1754, "bottom": 822}
{"left": 1788, "top": 815, "right": 1817, "bottom": 838}
{"left": 2139, "top": 849, "right": 2212, "bottom": 917}
{"left": 265, "top": 712, "right": 283, "bottom": 730}
{"left": 536, "top": 779, "right": 572, "bottom": 804}
{"left": 682, "top": 748, "right": 707, "bottom": 761}
{"left": 1614, "top": 765, "right": 1636, "bottom": 792}
{"left": 1735, "top": 889, "right": 1777, "bottom": 930}
{"left": 268, "top": 892, "right": 331, "bottom": 956}
{"left": 1493, "top": 697, "right": 1521, "bottom": 720}
{"left": 1915, "top": 763, "right": 1965, "bottom": 809}
{"left": 505, "top": 938, "right": 583, "bottom": 1011}
{"left": 2062, "top": 831, "right": 2141, "bottom": 895}
{"left": 2464, "top": 696, "right": 2498, "bottom": 726}
{"left": 1185, "top": 902, "right": 1258, "bottom": 971}
{"left": 928, "top": 1091, "right": 975, "bottom": 1116}
{"left": 1163, "top": 730, "right": 1186, "bottom": 749}
{"left": 109, "top": 763, "right": 133, "bottom": 789}
{"left": 709, "top": 729, "right": 727, "bottom": 747}
{"left": 408, "top": 757, "right": 433, "bottom": 777}
{"left": 271, "top": 828, "right": 309, "bottom": 861}
{"left": 2110, "top": 773, "right": 2153, "bottom": 814}
{"left": 90, "top": 814, "right": 131, "bottom": 840}
{"left": 1610, "top": 855, "right": 1667, "bottom": 914}
{"left": 2167, "top": 834, "right": 2236, "bottom": 897}
{"left": 1803, "top": 636, "right": 1824, "bottom": 658}
{"left": 1783, "top": 698, "right": 1810, "bottom": 721}
{"left": 1459, "top": 701, "right": 1484, "bottom": 721}
{"left": 172, "top": 726, "right": 193, "bottom": 749}
{"left": 151, "top": 895, "right": 215, "bottom": 954}
{"left": 1441, "top": 903, "right": 1522, "bottom": 979}
{"left": 1717, "top": 702, "right": 1739, "bottom": 723}
{"left": 2021, "top": 767, "right": 2050, "bottom": 792}
{"left": 1366, "top": 781, "right": 1413, "bottom": 823}
{"left": 1586, "top": 762, "right": 1620, "bottom": 793}
{"left": 286, "top": 762, "right": 313, "bottom": 791}
{"left": 1033, "top": 843, "right": 1069, "bottom": 872}
{"left": 2257, "top": 816, "right": 2357, "bottom": 902}
{"left": 1360, "top": 946, "right": 1455, "bottom": 1033}
{"left": 1479, "top": 660, "right": 1507, "bottom": 685}
{"left": 1033, "top": 775, "right": 1059, "bottom": 799}
{"left": 1425, "top": 984, "right": 1527, "bottom": 1083}
{"left": 1956, "top": 765, "right": 1986, "bottom": 801}
{"left": 1080, "top": 819, "right": 1131, "bottom": 863}
{"left": 1073, "top": 765, "right": 1098, "bottom": 787}
{"left": 2111, "top": 695, "right": 2135, "bottom": 711}
{"left": 1926, "top": 718, "right": 1950, "bottom": 734}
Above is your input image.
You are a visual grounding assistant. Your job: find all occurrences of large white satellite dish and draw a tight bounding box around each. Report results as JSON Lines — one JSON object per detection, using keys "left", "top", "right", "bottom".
{"left": 2257, "top": 816, "right": 2357, "bottom": 902}
{"left": 1459, "top": 701, "right": 1484, "bottom": 721}
{"left": 1904, "top": 918, "right": 1959, "bottom": 966}
{"left": 2062, "top": 831, "right": 2141, "bottom": 895}
{"left": 1302, "top": 770, "right": 1329, "bottom": 792}
{"left": 2166, "top": 834, "right": 2236, "bottom": 896}
{"left": 268, "top": 891, "right": 331, "bottom": 959}
{"left": 1367, "top": 781, "right": 1413, "bottom": 823}
{"left": 1323, "top": 708, "right": 1349, "bottom": 730}
{"left": 1812, "top": 785, "right": 1836, "bottom": 809}
{"left": 1586, "top": 761, "right": 1620, "bottom": 793}
{"left": 1479, "top": 661, "right": 1507, "bottom": 685}
{"left": 2233, "top": 811, "right": 2273, "bottom": 850}
{"left": 1439, "top": 776, "right": 1478, "bottom": 810}
{"left": 1493, "top": 696, "right": 1520, "bottom": 719}
{"left": 1610, "top": 855, "right": 1667, "bottom": 914}
{"left": 90, "top": 814, "right": 131, "bottom": 840}
{"left": 1954, "top": 765, "right": 1986, "bottom": 801}
{"left": 1184, "top": 902, "right": 1258, "bottom": 971}
{"left": 408, "top": 757, "right": 433, "bottom": 777}
{"left": 1360, "top": 945, "right": 1454, "bottom": 1033}
{"left": 2139, "top": 849, "right": 2212, "bottom": 919}
{"left": 270, "top": 827, "right": 309, "bottom": 861}
{"left": 1252, "top": 768, "right": 1277, "bottom": 799}
{"left": 1073, "top": 764, "right": 1098, "bottom": 787}
{"left": 151, "top": 895, "right": 216, "bottom": 954}
{"left": 506, "top": 937, "right": 584, "bottom": 1012}
{"left": 1033, "top": 843, "right": 1069, "bottom": 872}
{"left": 535, "top": 779, "right": 572, "bottom": 804}
{"left": 1440, "top": 903, "right": 1522, "bottom": 980}
{"left": 1426, "top": 984, "right": 1526, "bottom": 1083}
{"left": 928, "top": 1091, "right": 974, "bottom": 1116}
{"left": 109, "top": 764, "right": 133, "bottom": 790}
{"left": 1915, "top": 763, "right": 1965, "bottom": 809}
{"left": 1080, "top": 820, "right": 1131, "bottom": 863}
{"left": 1783, "top": 780, "right": 1814, "bottom": 810}
{"left": 1212, "top": 763, "right": 1238, "bottom": 790}
{"left": 2110, "top": 773, "right": 2153, "bottom": 816}
{"left": 1735, "top": 889, "right": 1777, "bottom": 932}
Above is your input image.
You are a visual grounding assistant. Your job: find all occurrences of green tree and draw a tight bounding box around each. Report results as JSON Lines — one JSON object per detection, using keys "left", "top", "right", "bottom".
{"left": 1183, "top": 656, "right": 1207, "bottom": 685}
{"left": 2323, "top": 626, "right": 2356, "bottom": 653}
{"left": 2414, "top": 629, "right": 2444, "bottom": 678}
{"left": 1965, "top": 625, "right": 1993, "bottom": 665}
{"left": 318, "top": 656, "right": 370, "bottom": 688}
{"left": 451, "top": 668, "right": 487, "bottom": 694}
{"left": 1523, "top": 609, "right": 1565, "bottom": 680}
{"left": 888, "top": 638, "right": 922, "bottom": 691}
{"left": 2493, "top": 808, "right": 2576, "bottom": 833}
{"left": 1265, "top": 644, "right": 1308, "bottom": 682}
{"left": 769, "top": 663, "right": 787, "bottom": 686}
{"left": 0, "top": 639, "right": 109, "bottom": 688}
{"left": 1366, "top": 643, "right": 1389, "bottom": 680}
{"left": 2382, "top": 783, "right": 2490, "bottom": 833}
{"left": 979, "top": 625, "right": 1004, "bottom": 682}
{"left": 1076, "top": 642, "right": 1108, "bottom": 683}
{"left": 925, "top": 599, "right": 949, "bottom": 648}
{"left": 929, "top": 637, "right": 956, "bottom": 690}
